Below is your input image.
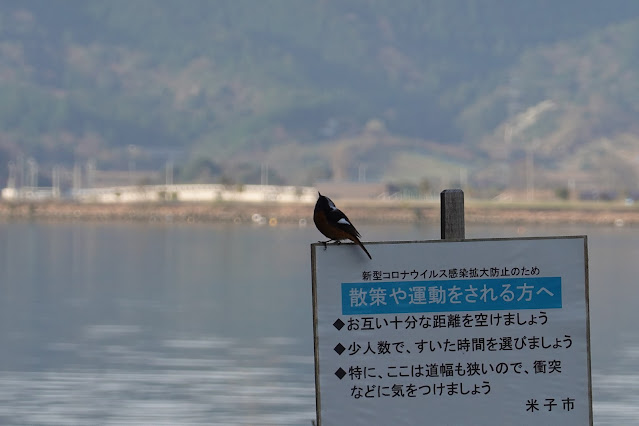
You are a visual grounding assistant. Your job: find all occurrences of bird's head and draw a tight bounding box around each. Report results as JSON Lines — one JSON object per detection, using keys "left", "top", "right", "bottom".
{"left": 315, "top": 193, "right": 337, "bottom": 212}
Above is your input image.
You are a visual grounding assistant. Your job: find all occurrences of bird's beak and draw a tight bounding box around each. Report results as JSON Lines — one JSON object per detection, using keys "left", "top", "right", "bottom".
{"left": 318, "top": 191, "right": 321, "bottom": 196}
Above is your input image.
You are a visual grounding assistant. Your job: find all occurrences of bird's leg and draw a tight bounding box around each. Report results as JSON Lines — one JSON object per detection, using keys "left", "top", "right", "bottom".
{"left": 318, "top": 239, "right": 338, "bottom": 250}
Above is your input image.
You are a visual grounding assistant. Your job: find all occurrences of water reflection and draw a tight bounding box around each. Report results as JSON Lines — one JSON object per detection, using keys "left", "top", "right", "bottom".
{"left": 0, "top": 222, "right": 636, "bottom": 424}
{"left": 0, "top": 223, "right": 317, "bottom": 425}
{"left": 0, "top": 333, "right": 314, "bottom": 425}
{"left": 592, "top": 339, "right": 639, "bottom": 425}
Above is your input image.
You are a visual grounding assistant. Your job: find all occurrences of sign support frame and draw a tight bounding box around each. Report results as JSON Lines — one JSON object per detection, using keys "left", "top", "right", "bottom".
{"left": 311, "top": 190, "right": 592, "bottom": 425}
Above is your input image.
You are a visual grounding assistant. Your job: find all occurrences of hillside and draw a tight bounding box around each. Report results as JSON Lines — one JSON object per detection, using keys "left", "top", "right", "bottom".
{"left": 1, "top": 0, "right": 639, "bottom": 193}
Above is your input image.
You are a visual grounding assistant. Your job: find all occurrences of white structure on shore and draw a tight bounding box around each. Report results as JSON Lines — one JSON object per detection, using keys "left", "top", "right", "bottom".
{"left": 0, "top": 158, "right": 394, "bottom": 204}
{"left": 1, "top": 159, "right": 317, "bottom": 203}
{"left": 70, "top": 184, "right": 317, "bottom": 204}
{"left": 1, "top": 186, "right": 60, "bottom": 201}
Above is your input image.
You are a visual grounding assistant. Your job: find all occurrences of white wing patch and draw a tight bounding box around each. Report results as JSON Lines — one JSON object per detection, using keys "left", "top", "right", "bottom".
{"left": 337, "top": 218, "right": 351, "bottom": 226}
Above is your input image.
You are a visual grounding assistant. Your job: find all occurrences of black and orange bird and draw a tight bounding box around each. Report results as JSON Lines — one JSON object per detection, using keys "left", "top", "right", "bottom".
{"left": 313, "top": 192, "right": 372, "bottom": 259}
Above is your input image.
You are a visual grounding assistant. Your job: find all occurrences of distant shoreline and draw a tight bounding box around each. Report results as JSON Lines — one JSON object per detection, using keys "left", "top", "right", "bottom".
{"left": 1, "top": 200, "right": 637, "bottom": 227}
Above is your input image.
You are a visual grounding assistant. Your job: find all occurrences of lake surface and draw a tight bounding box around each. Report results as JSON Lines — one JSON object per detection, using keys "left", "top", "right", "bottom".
{"left": 0, "top": 221, "right": 637, "bottom": 425}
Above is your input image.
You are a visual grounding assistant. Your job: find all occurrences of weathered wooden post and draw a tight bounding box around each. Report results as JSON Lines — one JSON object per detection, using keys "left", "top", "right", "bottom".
{"left": 441, "top": 188, "right": 464, "bottom": 239}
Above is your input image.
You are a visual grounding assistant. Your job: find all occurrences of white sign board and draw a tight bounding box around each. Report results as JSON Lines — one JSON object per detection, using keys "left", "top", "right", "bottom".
{"left": 311, "top": 236, "right": 591, "bottom": 426}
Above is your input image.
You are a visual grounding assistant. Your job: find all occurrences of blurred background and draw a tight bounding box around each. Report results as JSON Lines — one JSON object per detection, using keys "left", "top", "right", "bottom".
{"left": 0, "top": 1, "right": 638, "bottom": 425}
{"left": 1, "top": 0, "right": 639, "bottom": 199}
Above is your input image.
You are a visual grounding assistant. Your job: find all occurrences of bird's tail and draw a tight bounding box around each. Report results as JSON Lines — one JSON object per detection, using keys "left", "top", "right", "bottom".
{"left": 353, "top": 237, "right": 372, "bottom": 260}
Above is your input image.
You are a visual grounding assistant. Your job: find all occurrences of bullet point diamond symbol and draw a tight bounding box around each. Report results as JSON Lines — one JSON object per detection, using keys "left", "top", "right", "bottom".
{"left": 335, "top": 368, "right": 346, "bottom": 379}
{"left": 333, "top": 319, "right": 345, "bottom": 330}
{"left": 334, "top": 343, "right": 345, "bottom": 355}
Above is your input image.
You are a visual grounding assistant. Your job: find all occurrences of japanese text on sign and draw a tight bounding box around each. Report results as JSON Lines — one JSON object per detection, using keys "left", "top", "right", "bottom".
{"left": 342, "top": 277, "right": 561, "bottom": 315}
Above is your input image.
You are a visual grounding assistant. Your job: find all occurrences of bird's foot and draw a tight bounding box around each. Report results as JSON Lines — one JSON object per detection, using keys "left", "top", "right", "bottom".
{"left": 318, "top": 239, "right": 337, "bottom": 251}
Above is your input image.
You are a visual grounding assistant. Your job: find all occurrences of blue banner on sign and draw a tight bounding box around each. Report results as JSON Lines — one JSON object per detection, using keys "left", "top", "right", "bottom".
{"left": 341, "top": 277, "right": 561, "bottom": 315}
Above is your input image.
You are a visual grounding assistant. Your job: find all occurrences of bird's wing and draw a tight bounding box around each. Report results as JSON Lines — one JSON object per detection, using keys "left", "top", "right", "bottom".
{"left": 326, "top": 208, "right": 361, "bottom": 238}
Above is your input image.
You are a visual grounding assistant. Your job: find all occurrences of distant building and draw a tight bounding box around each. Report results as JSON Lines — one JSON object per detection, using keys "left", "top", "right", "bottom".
{"left": 71, "top": 184, "right": 317, "bottom": 204}
{"left": 1, "top": 187, "right": 59, "bottom": 201}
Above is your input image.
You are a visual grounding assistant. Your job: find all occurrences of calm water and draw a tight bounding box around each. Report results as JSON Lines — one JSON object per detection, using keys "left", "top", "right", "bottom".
{"left": 0, "top": 221, "right": 637, "bottom": 425}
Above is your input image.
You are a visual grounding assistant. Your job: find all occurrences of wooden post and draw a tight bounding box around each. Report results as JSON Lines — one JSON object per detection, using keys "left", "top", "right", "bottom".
{"left": 441, "top": 189, "right": 465, "bottom": 240}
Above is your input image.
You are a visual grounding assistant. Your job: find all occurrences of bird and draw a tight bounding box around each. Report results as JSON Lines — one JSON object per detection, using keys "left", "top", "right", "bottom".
{"left": 313, "top": 192, "right": 372, "bottom": 259}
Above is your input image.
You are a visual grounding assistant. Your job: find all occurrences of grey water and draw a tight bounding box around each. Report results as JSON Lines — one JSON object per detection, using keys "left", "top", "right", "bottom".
{"left": 0, "top": 221, "right": 636, "bottom": 425}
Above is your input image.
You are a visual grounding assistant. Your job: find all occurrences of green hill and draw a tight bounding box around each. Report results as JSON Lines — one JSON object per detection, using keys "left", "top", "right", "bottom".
{"left": 1, "top": 0, "right": 639, "bottom": 191}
